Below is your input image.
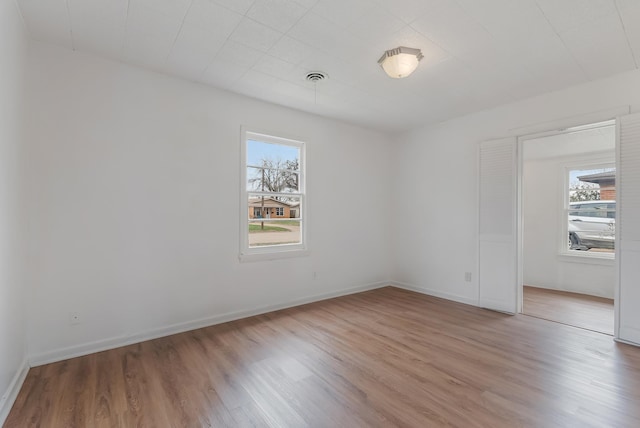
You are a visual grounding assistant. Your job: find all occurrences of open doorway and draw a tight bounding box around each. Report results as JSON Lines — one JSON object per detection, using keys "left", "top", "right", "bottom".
{"left": 521, "top": 121, "right": 615, "bottom": 335}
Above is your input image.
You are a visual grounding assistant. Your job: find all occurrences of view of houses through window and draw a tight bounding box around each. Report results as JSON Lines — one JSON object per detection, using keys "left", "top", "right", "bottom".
{"left": 567, "top": 165, "right": 616, "bottom": 253}
{"left": 245, "top": 133, "right": 303, "bottom": 249}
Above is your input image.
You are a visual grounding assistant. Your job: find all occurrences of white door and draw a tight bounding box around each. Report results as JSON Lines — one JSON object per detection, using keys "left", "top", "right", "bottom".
{"left": 618, "top": 113, "right": 640, "bottom": 344}
{"left": 478, "top": 137, "right": 518, "bottom": 313}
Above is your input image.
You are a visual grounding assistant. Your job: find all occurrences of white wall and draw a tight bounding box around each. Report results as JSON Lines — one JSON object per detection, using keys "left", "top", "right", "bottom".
{"left": 522, "top": 127, "right": 615, "bottom": 298}
{"left": 0, "top": 0, "right": 28, "bottom": 421}
{"left": 391, "top": 68, "right": 640, "bottom": 317}
{"left": 18, "top": 29, "right": 640, "bottom": 369}
{"left": 24, "top": 43, "right": 393, "bottom": 364}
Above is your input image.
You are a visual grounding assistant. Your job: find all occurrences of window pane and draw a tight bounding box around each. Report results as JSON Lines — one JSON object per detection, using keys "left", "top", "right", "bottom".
{"left": 568, "top": 167, "right": 615, "bottom": 253}
{"left": 568, "top": 167, "right": 615, "bottom": 202}
{"left": 247, "top": 196, "right": 301, "bottom": 248}
{"left": 246, "top": 138, "right": 301, "bottom": 193}
{"left": 243, "top": 132, "right": 305, "bottom": 255}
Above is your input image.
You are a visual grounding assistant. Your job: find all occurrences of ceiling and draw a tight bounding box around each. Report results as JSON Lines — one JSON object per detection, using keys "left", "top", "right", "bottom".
{"left": 523, "top": 123, "right": 615, "bottom": 160}
{"left": 16, "top": 0, "right": 640, "bottom": 133}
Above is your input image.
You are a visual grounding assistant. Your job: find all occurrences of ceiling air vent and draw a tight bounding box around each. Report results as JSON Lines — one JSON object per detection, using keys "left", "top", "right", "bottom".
{"left": 305, "top": 72, "right": 327, "bottom": 82}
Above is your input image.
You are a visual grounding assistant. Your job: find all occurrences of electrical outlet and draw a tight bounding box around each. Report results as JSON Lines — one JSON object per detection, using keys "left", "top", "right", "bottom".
{"left": 465, "top": 272, "right": 472, "bottom": 282}
{"left": 69, "top": 312, "right": 81, "bottom": 325}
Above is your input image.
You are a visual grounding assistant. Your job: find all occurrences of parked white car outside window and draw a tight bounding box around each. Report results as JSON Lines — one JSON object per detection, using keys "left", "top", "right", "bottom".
{"left": 568, "top": 200, "right": 615, "bottom": 251}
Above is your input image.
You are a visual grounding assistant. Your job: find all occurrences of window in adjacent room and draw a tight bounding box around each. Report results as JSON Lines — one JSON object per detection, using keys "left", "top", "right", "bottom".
{"left": 240, "top": 130, "right": 306, "bottom": 260}
{"left": 566, "top": 164, "right": 616, "bottom": 257}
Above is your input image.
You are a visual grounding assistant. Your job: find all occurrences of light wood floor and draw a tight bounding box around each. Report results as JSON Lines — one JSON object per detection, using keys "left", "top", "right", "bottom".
{"left": 6, "top": 287, "right": 640, "bottom": 427}
{"left": 523, "top": 285, "right": 614, "bottom": 335}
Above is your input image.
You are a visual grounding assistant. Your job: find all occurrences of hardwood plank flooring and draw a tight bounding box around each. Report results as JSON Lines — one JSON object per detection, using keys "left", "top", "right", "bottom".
{"left": 523, "top": 285, "right": 614, "bottom": 335}
{"left": 6, "top": 286, "right": 640, "bottom": 427}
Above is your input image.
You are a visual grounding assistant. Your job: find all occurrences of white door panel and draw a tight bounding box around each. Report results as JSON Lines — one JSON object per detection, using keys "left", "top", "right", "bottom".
{"left": 479, "top": 137, "right": 518, "bottom": 314}
{"left": 618, "top": 113, "right": 640, "bottom": 345}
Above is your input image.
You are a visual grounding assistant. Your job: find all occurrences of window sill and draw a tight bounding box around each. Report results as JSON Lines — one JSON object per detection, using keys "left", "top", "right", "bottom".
{"left": 239, "top": 248, "right": 309, "bottom": 263}
{"left": 557, "top": 252, "right": 615, "bottom": 266}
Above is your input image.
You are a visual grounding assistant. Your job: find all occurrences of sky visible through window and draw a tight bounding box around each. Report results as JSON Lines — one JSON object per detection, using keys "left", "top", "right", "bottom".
{"left": 569, "top": 167, "right": 615, "bottom": 186}
{"left": 247, "top": 140, "right": 299, "bottom": 166}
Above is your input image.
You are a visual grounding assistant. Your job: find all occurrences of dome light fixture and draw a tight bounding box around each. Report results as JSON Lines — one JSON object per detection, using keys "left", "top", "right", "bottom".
{"left": 378, "top": 46, "right": 424, "bottom": 79}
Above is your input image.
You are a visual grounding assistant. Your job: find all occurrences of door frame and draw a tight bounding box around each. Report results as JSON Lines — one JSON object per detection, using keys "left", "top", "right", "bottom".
{"left": 513, "top": 107, "right": 629, "bottom": 340}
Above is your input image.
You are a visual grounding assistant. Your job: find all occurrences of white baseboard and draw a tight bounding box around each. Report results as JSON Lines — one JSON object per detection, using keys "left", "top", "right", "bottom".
{"left": 0, "top": 357, "right": 29, "bottom": 426}
{"left": 390, "top": 281, "right": 479, "bottom": 307}
{"left": 30, "top": 281, "right": 390, "bottom": 367}
{"left": 614, "top": 337, "right": 640, "bottom": 348}
{"left": 618, "top": 325, "right": 640, "bottom": 348}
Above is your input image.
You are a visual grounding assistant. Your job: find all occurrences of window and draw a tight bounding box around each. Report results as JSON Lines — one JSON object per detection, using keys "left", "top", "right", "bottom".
{"left": 240, "top": 129, "right": 306, "bottom": 260}
{"left": 566, "top": 165, "right": 615, "bottom": 256}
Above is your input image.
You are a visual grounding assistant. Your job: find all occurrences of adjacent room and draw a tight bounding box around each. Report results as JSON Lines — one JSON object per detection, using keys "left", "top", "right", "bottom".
{"left": 522, "top": 122, "right": 616, "bottom": 335}
{"left": 2, "top": 0, "right": 640, "bottom": 426}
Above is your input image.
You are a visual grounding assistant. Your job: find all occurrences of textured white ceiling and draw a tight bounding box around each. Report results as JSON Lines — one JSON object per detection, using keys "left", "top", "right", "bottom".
{"left": 16, "top": 0, "right": 640, "bottom": 132}
{"left": 524, "top": 123, "right": 615, "bottom": 160}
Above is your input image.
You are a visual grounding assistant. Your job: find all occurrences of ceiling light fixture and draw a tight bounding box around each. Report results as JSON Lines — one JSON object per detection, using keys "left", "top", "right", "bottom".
{"left": 378, "top": 46, "right": 423, "bottom": 79}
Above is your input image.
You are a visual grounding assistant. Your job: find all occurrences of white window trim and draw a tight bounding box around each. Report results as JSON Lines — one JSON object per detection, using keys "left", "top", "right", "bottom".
{"left": 239, "top": 127, "right": 308, "bottom": 262}
{"left": 560, "top": 156, "right": 615, "bottom": 262}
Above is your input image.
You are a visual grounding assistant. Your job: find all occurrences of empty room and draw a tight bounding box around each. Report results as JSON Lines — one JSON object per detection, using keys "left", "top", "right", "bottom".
{"left": 2, "top": 0, "right": 640, "bottom": 427}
